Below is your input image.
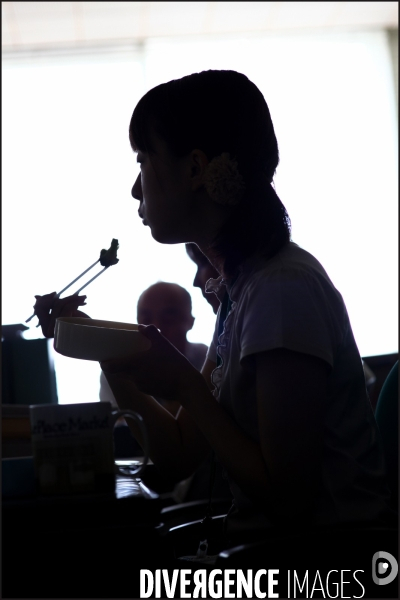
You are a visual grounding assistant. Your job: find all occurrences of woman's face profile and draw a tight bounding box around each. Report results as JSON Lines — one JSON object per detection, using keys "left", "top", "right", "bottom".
{"left": 131, "top": 133, "right": 196, "bottom": 245}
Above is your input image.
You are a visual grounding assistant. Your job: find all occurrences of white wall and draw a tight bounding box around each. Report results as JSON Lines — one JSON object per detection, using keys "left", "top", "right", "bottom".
{"left": 2, "top": 29, "right": 398, "bottom": 403}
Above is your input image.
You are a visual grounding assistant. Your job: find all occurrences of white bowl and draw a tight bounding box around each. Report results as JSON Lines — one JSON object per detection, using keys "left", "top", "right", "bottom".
{"left": 54, "top": 317, "right": 151, "bottom": 361}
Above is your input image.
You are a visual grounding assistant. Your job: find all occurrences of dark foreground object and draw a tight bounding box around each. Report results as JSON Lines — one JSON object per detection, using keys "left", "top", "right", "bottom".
{"left": 3, "top": 473, "right": 398, "bottom": 598}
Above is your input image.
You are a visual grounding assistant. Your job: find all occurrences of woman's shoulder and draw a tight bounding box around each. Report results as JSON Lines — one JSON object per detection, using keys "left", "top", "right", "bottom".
{"left": 248, "top": 242, "right": 335, "bottom": 287}
{"left": 269, "top": 241, "right": 328, "bottom": 271}
{"left": 235, "top": 242, "right": 344, "bottom": 314}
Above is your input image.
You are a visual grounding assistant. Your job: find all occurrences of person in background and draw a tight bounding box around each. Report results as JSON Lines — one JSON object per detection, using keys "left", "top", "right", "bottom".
{"left": 185, "top": 242, "right": 220, "bottom": 315}
{"left": 138, "top": 281, "right": 207, "bottom": 373}
{"left": 100, "top": 281, "right": 207, "bottom": 417}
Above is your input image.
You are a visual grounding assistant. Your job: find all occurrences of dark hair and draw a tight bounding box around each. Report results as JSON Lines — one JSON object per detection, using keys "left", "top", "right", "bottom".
{"left": 130, "top": 70, "right": 291, "bottom": 277}
{"left": 185, "top": 242, "right": 216, "bottom": 269}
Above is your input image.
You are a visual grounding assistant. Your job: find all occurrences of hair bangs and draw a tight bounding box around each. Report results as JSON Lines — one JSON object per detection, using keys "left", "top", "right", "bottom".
{"left": 129, "top": 95, "right": 155, "bottom": 154}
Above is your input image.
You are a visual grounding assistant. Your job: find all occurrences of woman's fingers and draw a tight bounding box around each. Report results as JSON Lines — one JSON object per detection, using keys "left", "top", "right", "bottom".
{"left": 34, "top": 292, "right": 86, "bottom": 313}
{"left": 33, "top": 294, "right": 57, "bottom": 338}
{"left": 72, "top": 309, "right": 91, "bottom": 319}
{"left": 46, "top": 296, "right": 87, "bottom": 337}
{"left": 49, "top": 295, "right": 87, "bottom": 319}
{"left": 138, "top": 323, "right": 161, "bottom": 337}
{"left": 33, "top": 292, "right": 88, "bottom": 338}
{"left": 101, "top": 357, "right": 132, "bottom": 374}
{"left": 100, "top": 322, "right": 196, "bottom": 401}
{"left": 33, "top": 292, "right": 57, "bottom": 316}
{"left": 100, "top": 326, "right": 163, "bottom": 375}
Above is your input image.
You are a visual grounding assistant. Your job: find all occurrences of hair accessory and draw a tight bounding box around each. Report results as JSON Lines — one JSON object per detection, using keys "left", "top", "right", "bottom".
{"left": 203, "top": 153, "right": 245, "bottom": 206}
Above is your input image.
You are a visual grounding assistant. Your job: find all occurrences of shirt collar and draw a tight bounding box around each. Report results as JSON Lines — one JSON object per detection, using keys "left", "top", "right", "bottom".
{"left": 204, "top": 270, "right": 244, "bottom": 302}
{"left": 204, "top": 242, "right": 294, "bottom": 303}
{"left": 205, "top": 275, "right": 227, "bottom": 302}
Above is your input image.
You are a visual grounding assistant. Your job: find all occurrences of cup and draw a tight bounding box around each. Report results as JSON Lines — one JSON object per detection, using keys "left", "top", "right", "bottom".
{"left": 30, "top": 402, "right": 148, "bottom": 495}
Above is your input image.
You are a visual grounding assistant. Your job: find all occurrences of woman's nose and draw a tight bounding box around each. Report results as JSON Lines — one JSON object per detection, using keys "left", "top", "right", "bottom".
{"left": 131, "top": 173, "right": 142, "bottom": 200}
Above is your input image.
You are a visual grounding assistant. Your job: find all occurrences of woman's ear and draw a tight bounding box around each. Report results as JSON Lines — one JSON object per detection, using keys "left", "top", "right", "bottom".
{"left": 190, "top": 149, "right": 209, "bottom": 192}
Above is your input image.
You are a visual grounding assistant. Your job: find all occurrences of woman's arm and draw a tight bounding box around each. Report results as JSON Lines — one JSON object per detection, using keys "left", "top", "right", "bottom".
{"left": 102, "top": 356, "right": 217, "bottom": 482}
{"left": 254, "top": 348, "right": 328, "bottom": 522}
{"left": 166, "top": 348, "right": 328, "bottom": 519}
{"left": 102, "top": 325, "right": 329, "bottom": 517}
{"left": 159, "top": 349, "right": 329, "bottom": 524}
{"left": 33, "top": 292, "right": 89, "bottom": 337}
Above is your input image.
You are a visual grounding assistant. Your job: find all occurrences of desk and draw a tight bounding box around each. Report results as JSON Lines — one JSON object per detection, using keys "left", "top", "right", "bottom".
{"left": 3, "top": 474, "right": 166, "bottom": 598}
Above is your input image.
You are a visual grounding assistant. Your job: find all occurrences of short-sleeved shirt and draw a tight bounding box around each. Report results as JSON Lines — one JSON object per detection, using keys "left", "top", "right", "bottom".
{"left": 205, "top": 242, "right": 391, "bottom": 533}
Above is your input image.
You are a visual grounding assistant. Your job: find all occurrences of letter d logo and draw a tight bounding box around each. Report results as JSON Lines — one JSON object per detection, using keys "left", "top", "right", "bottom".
{"left": 372, "top": 551, "right": 398, "bottom": 585}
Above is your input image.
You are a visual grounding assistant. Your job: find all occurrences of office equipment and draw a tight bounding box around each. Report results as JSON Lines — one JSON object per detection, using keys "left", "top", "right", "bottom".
{"left": 2, "top": 325, "right": 58, "bottom": 406}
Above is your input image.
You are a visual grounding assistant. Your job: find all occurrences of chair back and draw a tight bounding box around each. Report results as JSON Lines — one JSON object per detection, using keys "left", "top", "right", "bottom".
{"left": 375, "top": 361, "right": 398, "bottom": 512}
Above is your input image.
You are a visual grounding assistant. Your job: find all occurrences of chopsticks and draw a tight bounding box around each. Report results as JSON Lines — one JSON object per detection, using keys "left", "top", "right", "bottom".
{"left": 25, "top": 260, "right": 106, "bottom": 324}
{"left": 55, "top": 259, "right": 106, "bottom": 298}
{"left": 25, "top": 239, "right": 119, "bottom": 324}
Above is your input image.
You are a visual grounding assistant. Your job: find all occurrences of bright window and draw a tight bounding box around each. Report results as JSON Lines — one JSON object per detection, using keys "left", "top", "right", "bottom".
{"left": 2, "top": 30, "right": 397, "bottom": 404}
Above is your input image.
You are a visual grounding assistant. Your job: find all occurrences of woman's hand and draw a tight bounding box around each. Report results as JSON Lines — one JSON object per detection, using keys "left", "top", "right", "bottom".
{"left": 33, "top": 292, "right": 89, "bottom": 338}
{"left": 101, "top": 324, "right": 201, "bottom": 403}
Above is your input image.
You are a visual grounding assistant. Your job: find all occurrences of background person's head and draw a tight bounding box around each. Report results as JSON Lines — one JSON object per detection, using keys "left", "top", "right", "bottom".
{"left": 185, "top": 243, "right": 220, "bottom": 315}
{"left": 129, "top": 69, "right": 291, "bottom": 277}
{"left": 137, "top": 282, "right": 194, "bottom": 352}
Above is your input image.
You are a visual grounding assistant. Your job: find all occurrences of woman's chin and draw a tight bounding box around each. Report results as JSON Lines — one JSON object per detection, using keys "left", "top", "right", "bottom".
{"left": 150, "top": 227, "right": 186, "bottom": 245}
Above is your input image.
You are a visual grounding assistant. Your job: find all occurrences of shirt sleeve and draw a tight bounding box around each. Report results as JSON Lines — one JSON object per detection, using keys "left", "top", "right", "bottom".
{"left": 239, "top": 267, "right": 346, "bottom": 367}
